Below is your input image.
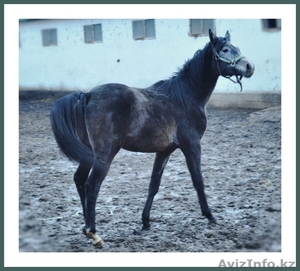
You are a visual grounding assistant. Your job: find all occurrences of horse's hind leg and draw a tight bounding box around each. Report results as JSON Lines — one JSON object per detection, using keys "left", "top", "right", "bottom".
{"left": 142, "top": 146, "right": 176, "bottom": 230}
{"left": 81, "top": 98, "right": 128, "bottom": 246}
{"left": 74, "top": 162, "right": 92, "bottom": 218}
{"left": 82, "top": 159, "right": 112, "bottom": 247}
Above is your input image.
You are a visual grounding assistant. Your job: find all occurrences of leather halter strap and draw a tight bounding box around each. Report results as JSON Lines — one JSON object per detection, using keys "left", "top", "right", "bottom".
{"left": 211, "top": 43, "right": 245, "bottom": 91}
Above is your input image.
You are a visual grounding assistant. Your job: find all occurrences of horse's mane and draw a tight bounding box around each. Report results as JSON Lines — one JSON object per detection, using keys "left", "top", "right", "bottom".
{"left": 151, "top": 39, "right": 226, "bottom": 108}
{"left": 148, "top": 42, "right": 211, "bottom": 108}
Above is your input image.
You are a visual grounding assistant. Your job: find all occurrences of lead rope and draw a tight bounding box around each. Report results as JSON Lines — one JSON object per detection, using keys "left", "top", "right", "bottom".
{"left": 211, "top": 44, "right": 244, "bottom": 92}
{"left": 225, "top": 75, "right": 243, "bottom": 92}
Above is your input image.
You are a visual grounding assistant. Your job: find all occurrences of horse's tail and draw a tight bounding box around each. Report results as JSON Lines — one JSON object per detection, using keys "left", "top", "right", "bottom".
{"left": 50, "top": 92, "right": 94, "bottom": 165}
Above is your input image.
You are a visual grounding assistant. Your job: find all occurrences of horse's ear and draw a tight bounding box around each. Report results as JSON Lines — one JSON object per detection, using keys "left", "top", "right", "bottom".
{"left": 209, "top": 29, "right": 218, "bottom": 45}
{"left": 225, "top": 30, "right": 231, "bottom": 41}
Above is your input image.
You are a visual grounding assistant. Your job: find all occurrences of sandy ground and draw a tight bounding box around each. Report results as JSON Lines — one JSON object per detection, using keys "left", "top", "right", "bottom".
{"left": 19, "top": 94, "right": 281, "bottom": 252}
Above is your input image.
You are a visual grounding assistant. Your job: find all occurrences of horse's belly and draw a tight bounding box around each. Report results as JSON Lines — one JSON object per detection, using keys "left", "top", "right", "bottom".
{"left": 122, "top": 129, "right": 177, "bottom": 153}
{"left": 122, "top": 95, "right": 178, "bottom": 152}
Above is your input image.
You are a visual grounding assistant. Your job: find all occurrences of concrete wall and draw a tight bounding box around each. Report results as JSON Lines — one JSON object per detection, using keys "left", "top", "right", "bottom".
{"left": 19, "top": 19, "right": 281, "bottom": 108}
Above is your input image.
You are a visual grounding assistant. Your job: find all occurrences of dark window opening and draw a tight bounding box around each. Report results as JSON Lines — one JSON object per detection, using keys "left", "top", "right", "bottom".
{"left": 84, "top": 24, "right": 103, "bottom": 43}
{"left": 132, "top": 19, "right": 156, "bottom": 40}
{"left": 42, "top": 29, "right": 57, "bottom": 46}
{"left": 262, "top": 19, "right": 281, "bottom": 30}
{"left": 189, "top": 19, "right": 215, "bottom": 37}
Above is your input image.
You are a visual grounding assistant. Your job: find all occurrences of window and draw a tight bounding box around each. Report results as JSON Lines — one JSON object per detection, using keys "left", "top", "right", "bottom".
{"left": 189, "top": 19, "right": 215, "bottom": 37}
{"left": 42, "top": 29, "right": 57, "bottom": 46}
{"left": 132, "top": 19, "right": 156, "bottom": 40}
{"left": 262, "top": 19, "right": 281, "bottom": 31}
{"left": 84, "top": 24, "right": 103, "bottom": 43}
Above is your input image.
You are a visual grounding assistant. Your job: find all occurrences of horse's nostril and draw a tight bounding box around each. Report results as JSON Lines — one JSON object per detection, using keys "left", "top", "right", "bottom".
{"left": 245, "top": 62, "right": 255, "bottom": 77}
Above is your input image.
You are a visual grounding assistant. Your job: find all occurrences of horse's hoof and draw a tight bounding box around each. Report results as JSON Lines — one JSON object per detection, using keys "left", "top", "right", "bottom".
{"left": 92, "top": 237, "right": 105, "bottom": 247}
{"left": 141, "top": 219, "right": 150, "bottom": 231}
{"left": 142, "top": 225, "right": 150, "bottom": 231}
{"left": 83, "top": 227, "right": 105, "bottom": 247}
{"left": 208, "top": 216, "right": 217, "bottom": 224}
{"left": 88, "top": 232, "right": 104, "bottom": 247}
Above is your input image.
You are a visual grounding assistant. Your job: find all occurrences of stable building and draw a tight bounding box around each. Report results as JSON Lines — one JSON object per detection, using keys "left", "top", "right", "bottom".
{"left": 19, "top": 19, "right": 281, "bottom": 108}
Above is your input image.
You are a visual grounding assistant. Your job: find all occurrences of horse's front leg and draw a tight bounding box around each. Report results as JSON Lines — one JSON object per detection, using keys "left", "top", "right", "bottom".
{"left": 181, "top": 140, "right": 216, "bottom": 223}
{"left": 142, "top": 146, "right": 176, "bottom": 230}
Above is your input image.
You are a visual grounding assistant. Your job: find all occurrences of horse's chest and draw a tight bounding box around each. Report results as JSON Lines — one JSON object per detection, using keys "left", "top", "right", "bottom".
{"left": 189, "top": 109, "right": 207, "bottom": 138}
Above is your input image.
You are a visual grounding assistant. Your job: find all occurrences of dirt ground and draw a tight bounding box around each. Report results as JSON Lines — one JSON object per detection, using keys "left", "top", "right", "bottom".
{"left": 19, "top": 92, "right": 281, "bottom": 253}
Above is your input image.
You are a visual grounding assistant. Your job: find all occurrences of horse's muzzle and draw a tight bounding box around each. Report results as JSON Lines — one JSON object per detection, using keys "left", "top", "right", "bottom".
{"left": 236, "top": 59, "right": 255, "bottom": 78}
{"left": 245, "top": 62, "right": 255, "bottom": 78}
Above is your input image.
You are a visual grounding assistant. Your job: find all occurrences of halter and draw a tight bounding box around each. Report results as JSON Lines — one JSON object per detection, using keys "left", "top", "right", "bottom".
{"left": 211, "top": 43, "right": 245, "bottom": 91}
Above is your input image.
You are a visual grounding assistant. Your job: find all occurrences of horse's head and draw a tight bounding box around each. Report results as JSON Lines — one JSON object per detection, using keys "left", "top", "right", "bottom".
{"left": 209, "top": 29, "right": 254, "bottom": 89}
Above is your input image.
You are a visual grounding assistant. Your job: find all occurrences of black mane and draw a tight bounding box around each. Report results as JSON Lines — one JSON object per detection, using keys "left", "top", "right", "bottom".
{"left": 152, "top": 42, "right": 213, "bottom": 108}
{"left": 152, "top": 39, "right": 227, "bottom": 108}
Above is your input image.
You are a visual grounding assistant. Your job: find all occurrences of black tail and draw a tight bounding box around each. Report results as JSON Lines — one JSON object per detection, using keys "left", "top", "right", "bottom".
{"left": 50, "top": 92, "right": 94, "bottom": 165}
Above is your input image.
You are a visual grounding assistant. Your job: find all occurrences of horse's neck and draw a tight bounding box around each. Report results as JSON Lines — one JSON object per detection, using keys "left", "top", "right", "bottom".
{"left": 187, "top": 47, "right": 219, "bottom": 106}
{"left": 200, "top": 74, "right": 219, "bottom": 106}
{"left": 189, "top": 66, "right": 219, "bottom": 107}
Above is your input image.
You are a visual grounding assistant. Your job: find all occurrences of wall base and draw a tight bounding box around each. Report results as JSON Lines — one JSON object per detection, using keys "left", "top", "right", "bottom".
{"left": 207, "top": 91, "right": 281, "bottom": 109}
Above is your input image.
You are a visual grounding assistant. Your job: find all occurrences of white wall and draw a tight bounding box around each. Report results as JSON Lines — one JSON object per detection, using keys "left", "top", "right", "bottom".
{"left": 19, "top": 19, "right": 281, "bottom": 93}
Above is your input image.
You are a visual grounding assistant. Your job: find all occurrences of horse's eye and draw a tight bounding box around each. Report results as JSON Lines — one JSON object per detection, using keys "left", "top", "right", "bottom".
{"left": 222, "top": 49, "right": 229, "bottom": 53}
